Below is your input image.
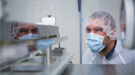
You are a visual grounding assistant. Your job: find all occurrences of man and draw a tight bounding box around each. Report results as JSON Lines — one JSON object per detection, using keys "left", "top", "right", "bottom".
{"left": 10, "top": 22, "right": 40, "bottom": 40}
{"left": 83, "top": 11, "right": 134, "bottom": 64}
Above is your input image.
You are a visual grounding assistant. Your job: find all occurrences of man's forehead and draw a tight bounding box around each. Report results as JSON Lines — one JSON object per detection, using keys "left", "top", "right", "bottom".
{"left": 87, "top": 25, "right": 103, "bottom": 28}
{"left": 88, "top": 19, "right": 105, "bottom": 26}
{"left": 16, "top": 23, "right": 37, "bottom": 28}
{"left": 18, "top": 23, "right": 34, "bottom": 26}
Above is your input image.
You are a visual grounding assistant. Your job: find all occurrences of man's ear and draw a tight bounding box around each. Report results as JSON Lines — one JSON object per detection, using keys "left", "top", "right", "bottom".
{"left": 111, "top": 29, "right": 116, "bottom": 36}
{"left": 109, "top": 29, "right": 116, "bottom": 40}
{"left": 10, "top": 30, "right": 13, "bottom": 37}
{"left": 10, "top": 31, "right": 19, "bottom": 40}
{"left": 112, "top": 29, "right": 116, "bottom": 36}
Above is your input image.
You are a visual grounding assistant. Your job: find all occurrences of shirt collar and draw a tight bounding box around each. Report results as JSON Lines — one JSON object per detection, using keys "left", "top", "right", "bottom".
{"left": 106, "top": 40, "right": 117, "bottom": 59}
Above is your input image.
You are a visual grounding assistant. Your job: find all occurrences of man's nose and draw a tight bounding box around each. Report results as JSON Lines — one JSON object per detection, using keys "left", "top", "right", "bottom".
{"left": 28, "top": 30, "right": 32, "bottom": 34}
{"left": 90, "top": 29, "right": 96, "bottom": 33}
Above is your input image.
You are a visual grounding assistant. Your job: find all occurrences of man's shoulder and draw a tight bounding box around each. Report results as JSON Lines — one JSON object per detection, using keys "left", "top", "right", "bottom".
{"left": 83, "top": 48, "right": 94, "bottom": 56}
{"left": 83, "top": 48, "right": 96, "bottom": 64}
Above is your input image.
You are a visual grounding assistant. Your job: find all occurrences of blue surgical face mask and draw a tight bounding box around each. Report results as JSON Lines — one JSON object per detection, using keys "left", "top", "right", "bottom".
{"left": 19, "top": 33, "right": 39, "bottom": 40}
{"left": 86, "top": 33, "right": 105, "bottom": 53}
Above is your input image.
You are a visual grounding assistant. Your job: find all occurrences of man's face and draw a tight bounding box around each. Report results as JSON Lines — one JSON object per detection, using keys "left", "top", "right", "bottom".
{"left": 86, "top": 24, "right": 110, "bottom": 46}
{"left": 15, "top": 23, "right": 39, "bottom": 39}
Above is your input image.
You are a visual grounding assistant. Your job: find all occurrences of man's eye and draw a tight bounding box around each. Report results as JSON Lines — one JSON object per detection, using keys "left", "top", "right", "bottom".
{"left": 20, "top": 29, "right": 28, "bottom": 33}
{"left": 94, "top": 28, "right": 103, "bottom": 32}
{"left": 86, "top": 28, "right": 91, "bottom": 32}
{"left": 96, "top": 29, "right": 101, "bottom": 31}
{"left": 32, "top": 29, "right": 38, "bottom": 33}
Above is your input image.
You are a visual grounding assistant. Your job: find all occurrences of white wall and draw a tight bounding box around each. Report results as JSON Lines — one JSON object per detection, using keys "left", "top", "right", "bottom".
{"left": 4, "top": 0, "right": 122, "bottom": 64}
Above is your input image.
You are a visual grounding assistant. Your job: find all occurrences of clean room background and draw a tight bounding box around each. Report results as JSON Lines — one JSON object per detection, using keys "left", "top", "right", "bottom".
{"left": 3, "top": 0, "right": 122, "bottom": 64}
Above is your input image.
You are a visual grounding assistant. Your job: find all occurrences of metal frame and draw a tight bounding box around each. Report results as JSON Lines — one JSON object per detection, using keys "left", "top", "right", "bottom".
{"left": 0, "top": 36, "right": 68, "bottom": 71}
{"left": 120, "top": 0, "right": 135, "bottom": 49}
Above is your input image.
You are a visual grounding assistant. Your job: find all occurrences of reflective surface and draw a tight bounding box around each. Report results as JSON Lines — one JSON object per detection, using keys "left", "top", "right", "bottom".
{"left": 62, "top": 64, "right": 135, "bottom": 75}
{"left": 0, "top": 43, "right": 29, "bottom": 67}
{"left": 1, "top": 51, "right": 74, "bottom": 75}
{"left": 1, "top": 21, "right": 40, "bottom": 42}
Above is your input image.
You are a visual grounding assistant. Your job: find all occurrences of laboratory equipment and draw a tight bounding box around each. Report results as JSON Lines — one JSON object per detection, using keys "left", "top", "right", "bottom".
{"left": 0, "top": 21, "right": 74, "bottom": 75}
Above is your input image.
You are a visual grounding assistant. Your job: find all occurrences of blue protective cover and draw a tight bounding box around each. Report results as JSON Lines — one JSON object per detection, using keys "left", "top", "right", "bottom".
{"left": 36, "top": 38, "right": 55, "bottom": 49}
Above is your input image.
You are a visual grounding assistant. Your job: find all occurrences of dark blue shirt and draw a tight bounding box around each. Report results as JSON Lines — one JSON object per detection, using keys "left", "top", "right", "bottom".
{"left": 106, "top": 40, "right": 117, "bottom": 59}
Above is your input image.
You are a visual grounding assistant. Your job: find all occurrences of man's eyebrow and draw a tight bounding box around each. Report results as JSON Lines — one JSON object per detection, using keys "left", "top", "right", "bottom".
{"left": 94, "top": 27, "right": 103, "bottom": 29}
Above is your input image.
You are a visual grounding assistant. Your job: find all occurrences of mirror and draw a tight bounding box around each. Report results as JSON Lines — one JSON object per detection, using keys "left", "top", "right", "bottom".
{"left": 1, "top": 21, "right": 40, "bottom": 42}
{"left": 120, "top": 0, "right": 135, "bottom": 49}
